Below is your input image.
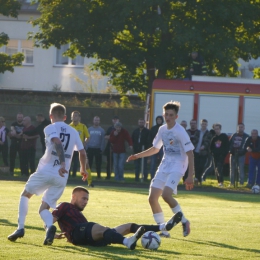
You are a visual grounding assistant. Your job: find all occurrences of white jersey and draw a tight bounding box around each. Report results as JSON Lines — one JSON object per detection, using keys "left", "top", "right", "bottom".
{"left": 153, "top": 122, "right": 194, "bottom": 162}
{"left": 36, "top": 122, "right": 84, "bottom": 177}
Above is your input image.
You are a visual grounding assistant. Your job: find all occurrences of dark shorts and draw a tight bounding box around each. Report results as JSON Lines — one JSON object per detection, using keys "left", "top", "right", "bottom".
{"left": 72, "top": 222, "right": 108, "bottom": 247}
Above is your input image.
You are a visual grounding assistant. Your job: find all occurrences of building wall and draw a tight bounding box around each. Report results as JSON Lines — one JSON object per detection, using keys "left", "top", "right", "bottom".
{"left": 0, "top": 14, "right": 109, "bottom": 92}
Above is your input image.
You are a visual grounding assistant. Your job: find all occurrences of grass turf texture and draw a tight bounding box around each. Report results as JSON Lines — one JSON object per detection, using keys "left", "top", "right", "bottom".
{"left": 0, "top": 180, "right": 259, "bottom": 260}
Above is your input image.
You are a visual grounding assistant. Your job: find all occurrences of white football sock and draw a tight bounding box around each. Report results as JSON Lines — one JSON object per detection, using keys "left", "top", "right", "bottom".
{"left": 171, "top": 204, "right": 187, "bottom": 223}
{"left": 123, "top": 238, "right": 128, "bottom": 247}
{"left": 18, "top": 196, "right": 29, "bottom": 229}
{"left": 40, "top": 209, "right": 53, "bottom": 228}
{"left": 153, "top": 212, "right": 168, "bottom": 234}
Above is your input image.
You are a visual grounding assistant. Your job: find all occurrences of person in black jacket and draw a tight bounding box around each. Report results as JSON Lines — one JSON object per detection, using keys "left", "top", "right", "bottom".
{"left": 35, "top": 114, "right": 51, "bottom": 154}
{"left": 243, "top": 129, "right": 260, "bottom": 188}
{"left": 104, "top": 116, "right": 119, "bottom": 180}
{"left": 131, "top": 119, "right": 150, "bottom": 181}
{"left": 229, "top": 123, "right": 249, "bottom": 186}
{"left": 149, "top": 115, "right": 164, "bottom": 179}
{"left": 210, "top": 123, "right": 229, "bottom": 187}
{"left": 186, "top": 51, "right": 207, "bottom": 80}
{"left": 0, "top": 117, "right": 9, "bottom": 166}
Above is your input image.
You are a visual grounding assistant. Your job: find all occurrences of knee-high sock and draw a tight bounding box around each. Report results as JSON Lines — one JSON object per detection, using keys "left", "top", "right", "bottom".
{"left": 103, "top": 229, "right": 124, "bottom": 244}
{"left": 153, "top": 212, "right": 169, "bottom": 234}
{"left": 130, "top": 223, "right": 160, "bottom": 233}
{"left": 40, "top": 209, "right": 53, "bottom": 229}
{"left": 171, "top": 204, "right": 187, "bottom": 223}
{"left": 18, "top": 196, "right": 29, "bottom": 229}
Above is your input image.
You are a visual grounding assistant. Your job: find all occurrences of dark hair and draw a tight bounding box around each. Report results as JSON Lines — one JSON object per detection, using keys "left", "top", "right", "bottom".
{"left": 214, "top": 123, "right": 222, "bottom": 129}
{"left": 201, "top": 119, "right": 208, "bottom": 123}
{"left": 72, "top": 186, "right": 89, "bottom": 194}
{"left": 238, "top": 122, "right": 244, "bottom": 126}
{"left": 163, "top": 101, "right": 180, "bottom": 114}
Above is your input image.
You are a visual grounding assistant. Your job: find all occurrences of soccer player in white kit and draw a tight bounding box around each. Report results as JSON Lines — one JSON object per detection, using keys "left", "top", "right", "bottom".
{"left": 127, "top": 101, "right": 194, "bottom": 238}
{"left": 8, "top": 103, "right": 88, "bottom": 245}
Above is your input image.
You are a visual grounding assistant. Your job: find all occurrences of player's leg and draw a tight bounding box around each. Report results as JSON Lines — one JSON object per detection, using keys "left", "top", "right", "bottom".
{"left": 40, "top": 175, "right": 67, "bottom": 245}
{"left": 164, "top": 171, "right": 191, "bottom": 237}
{"left": 114, "top": 213, "right": 183, "bottom": 236}
{"left": 7, "top": 189, "right": 33, "bottom": 241}
{"left": 91, "top": 223, "right": 145, "bottom": 250}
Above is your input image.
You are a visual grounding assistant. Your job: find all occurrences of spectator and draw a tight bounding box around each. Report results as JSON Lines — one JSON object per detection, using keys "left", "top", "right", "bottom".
{"left": 131, "top": 118, "right": 150, "bottom": 181}
{"left": 69, "top": 111, "right": 93, "bottom": 186}
{"left": 149, "top": 116, "right": 164, "bottom": 179}
{"left": 86, "top": 116, "right": 105, "bottom": 180}
{"left": 0, "top": 117, "right": 9, "bottom": 166}
{"left": 35, "top": 114, "right": 51, "bottom": 154}
{"left": 9, "top": 112, "right": 24, "bottom": 175}
{"left": 184, "top": 119, "right": 199, "bottom": 181}
{"left": 210, "top": 123, "right": 229, "bottom": 187}
{"left": 244, "top": 129, "right": 260, "bottom": 188}
{"left": 109, "top": 122, "right": 133, "bottom": 182}
{"left": 186, "top": 119, "right": 200, "bottom": 146}
{"left": 104, "top": 116, "right": 119, "bottom": 180}
{"left": 20, "top": 116, "right": 38, "bottom": 176}
{"left": 194, "top": 119, "right": 212, "bottom": 185}
{"left": 180, "top": 120, "right": 187, "bottom": 130}
{"left": 186, "top": 51, "right": 207, "bottom": 80}
{"left": 229, "top": 123, "right": 249, "bottom": 186}
{"left": 201, "top": 124, "right": 216, "bottom": 181}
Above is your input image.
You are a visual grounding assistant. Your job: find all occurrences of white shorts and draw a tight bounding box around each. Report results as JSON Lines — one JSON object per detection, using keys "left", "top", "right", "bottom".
{"left": 25, "top": 171, "right": 68, "bottom": 209}
{"left": 150, "top": 159, "right": 188, "bottom": 194}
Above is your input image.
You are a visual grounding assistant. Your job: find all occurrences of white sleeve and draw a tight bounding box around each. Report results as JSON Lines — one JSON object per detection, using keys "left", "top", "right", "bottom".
{"left": 152, "top": 127, "right": 163, "bottom": 149}
{"left": 179, "top": 128, "right": 194, "bottom": 152}
{"left": 44, "top": 124, "right": 59, "bottom": 143}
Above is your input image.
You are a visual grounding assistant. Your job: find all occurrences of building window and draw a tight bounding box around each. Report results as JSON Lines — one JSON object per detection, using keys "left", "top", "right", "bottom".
{"left": 21, "top": 40, "right": 34, "bottom": 64}
{"left": 56, "top": 44, "right": 84, "bottom": 66}
{"left": 5, "top": 39, "right": 34, "bottom": 65}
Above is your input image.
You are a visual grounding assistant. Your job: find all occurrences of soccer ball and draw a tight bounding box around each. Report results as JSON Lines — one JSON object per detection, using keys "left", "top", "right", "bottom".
{"left": 251, "top": 185, "right": 260, "bottom": 194}
{"left": 141, "top": 231, "right": 161, "bottom": 250}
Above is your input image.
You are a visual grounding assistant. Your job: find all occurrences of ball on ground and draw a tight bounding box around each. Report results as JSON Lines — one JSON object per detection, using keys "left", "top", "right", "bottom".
{"left": 141, "top": 231, "right": 161, "bottom": 250}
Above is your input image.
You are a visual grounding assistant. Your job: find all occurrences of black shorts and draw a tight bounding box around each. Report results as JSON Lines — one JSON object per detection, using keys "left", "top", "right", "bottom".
{"left": 72, "top": 222, "right": 108, "bottom": 247}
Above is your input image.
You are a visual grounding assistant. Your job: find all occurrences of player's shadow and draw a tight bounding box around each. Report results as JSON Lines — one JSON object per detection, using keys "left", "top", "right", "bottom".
{"left": 9, "top": 235, "right": 179, "bottom": 260}
{"left": 173, "top": 237, "right": 260, "bottom": 255}
{"left": 2, "top": 219, "right": 179, "bottom": 259}
{"left": 0, "top": 218, "right": 44, "bottom": 232}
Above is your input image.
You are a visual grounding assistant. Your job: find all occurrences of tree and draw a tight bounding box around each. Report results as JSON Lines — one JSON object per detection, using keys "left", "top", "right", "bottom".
{"left": 31, "top": 0, "right": 260, "bottom": 94}
{"left": 0, "top": 0, "right": 24, "bottom": 73}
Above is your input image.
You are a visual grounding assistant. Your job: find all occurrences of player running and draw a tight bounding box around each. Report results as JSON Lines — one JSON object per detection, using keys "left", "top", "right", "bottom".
{"left": 52, "top": 186, "right": 182, "bottom": 249}
{"left": 8, "top": 103, "right": 88, "bottom": 245}
{"left": 127, "top": 101, "right": 194, "bottom": 238}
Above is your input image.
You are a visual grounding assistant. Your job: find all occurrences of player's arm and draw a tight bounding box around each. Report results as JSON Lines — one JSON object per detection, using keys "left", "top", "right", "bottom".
{"left": 127, "top": 147, "right": 159, "bottom": 162}
{"left": 78, "top": 148, "right": 88, "bottom": 181}
{"left": 52, "top": 137, "right": 67, "bottom": 177}
{"left": 185, "top": 150, "right": 194, "bottom": 190}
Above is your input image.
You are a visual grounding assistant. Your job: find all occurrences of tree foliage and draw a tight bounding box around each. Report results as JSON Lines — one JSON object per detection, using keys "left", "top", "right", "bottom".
{"left": 0, "top": 0, "right": 24, "bottom": 73}
{"left": 31, "top": 0, "right": 260, "bottom": 93}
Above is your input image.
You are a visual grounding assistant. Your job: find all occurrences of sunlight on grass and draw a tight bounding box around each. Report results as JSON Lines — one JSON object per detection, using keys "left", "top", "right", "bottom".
{"left": 0, "top": 181, "right": 259, "bottom": 259}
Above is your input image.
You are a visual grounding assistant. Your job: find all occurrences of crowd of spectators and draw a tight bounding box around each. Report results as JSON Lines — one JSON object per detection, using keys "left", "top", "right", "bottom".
{"left": 0, "top": 111, "right": 259, "bottom": 188}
